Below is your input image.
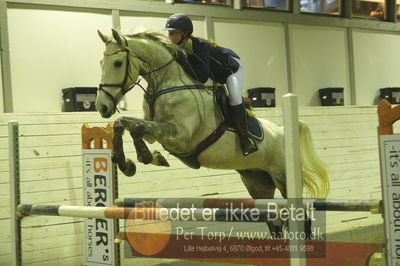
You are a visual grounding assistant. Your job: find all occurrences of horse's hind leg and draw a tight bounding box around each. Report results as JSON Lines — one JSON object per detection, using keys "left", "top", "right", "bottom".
{"left": 240, "top": 170, "right": 312, "bottom": 239}
{"left": 238, "top": 170, "right": 284, "bottom": 237}
{"left": 238, "top": 170, "right": 276, "bottom": 199}
{"left": 278, "top": 186, "right": 312, "bottom": 240}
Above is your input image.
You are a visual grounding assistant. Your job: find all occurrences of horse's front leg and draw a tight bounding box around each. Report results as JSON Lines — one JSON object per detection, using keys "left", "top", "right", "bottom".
{"left": 114, "top": 117, "right": 173, "bottom": 171}
{"left": 113, "top": 119, "right": 137, "bottom": 176}
{"left": 129, "top": 119, "right": 178, "bottom": 167}
{"left": 129, "top": 123, "right": 154, "bottom": 165}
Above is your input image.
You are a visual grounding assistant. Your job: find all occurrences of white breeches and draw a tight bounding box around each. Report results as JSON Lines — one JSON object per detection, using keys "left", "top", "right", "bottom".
{"left": 226, "top": 57, "right": 244, "bottom": 106}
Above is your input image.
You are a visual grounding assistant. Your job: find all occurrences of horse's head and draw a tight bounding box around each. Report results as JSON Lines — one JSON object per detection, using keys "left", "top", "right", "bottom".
{"left": 96, "top": 29, "right": 141, "bottom": 118}
{"left": 96, "top": 29, "right": 191, "bottom": 118}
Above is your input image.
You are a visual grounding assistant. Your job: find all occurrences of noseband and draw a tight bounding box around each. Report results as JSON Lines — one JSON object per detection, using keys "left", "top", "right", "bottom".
{"left": 98, "top": 37, "right": 174, "bottom": 111}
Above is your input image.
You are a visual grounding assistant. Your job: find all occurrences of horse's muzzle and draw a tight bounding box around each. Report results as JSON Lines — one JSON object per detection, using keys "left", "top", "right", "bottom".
{"left": 97, "top": 104, "right": 113, "bottom": 118}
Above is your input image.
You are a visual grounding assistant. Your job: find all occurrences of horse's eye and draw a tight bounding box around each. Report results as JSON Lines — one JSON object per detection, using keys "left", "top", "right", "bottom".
{"left": 114, "top": 60, "right": 123, "bottom": 67}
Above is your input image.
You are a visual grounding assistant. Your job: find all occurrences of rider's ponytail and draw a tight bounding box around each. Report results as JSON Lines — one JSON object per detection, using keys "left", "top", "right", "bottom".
{"left": 190, "top": 34, "right": 219, "bottom": 47}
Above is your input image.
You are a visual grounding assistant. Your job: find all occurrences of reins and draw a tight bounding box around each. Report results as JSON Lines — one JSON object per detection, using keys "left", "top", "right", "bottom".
{"left": 98, "top": 36, "right": 175, "bottom": 113}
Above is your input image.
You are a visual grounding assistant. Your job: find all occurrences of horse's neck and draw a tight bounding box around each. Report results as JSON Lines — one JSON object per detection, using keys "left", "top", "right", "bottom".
{"left": 129, "top": 38, "right": 195, "bottom": 92}
{"left": 131, "top": 39, "right": 224, "bottom": 147}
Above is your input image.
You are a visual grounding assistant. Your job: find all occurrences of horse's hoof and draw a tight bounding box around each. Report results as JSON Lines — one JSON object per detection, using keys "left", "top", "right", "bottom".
{"left": 124, "top": 159, "right": 136, "bottom": 176}
{"left": 152, "top": 151, "right": 170, "bottom": 167}
{"left": 139, "top": 152, "right": 153, "bottom": 165}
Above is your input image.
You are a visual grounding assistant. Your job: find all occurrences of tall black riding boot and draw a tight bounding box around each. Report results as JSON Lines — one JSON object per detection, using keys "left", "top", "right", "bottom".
{"left": 231, "top": 103, "right": 258, "bottom": 156}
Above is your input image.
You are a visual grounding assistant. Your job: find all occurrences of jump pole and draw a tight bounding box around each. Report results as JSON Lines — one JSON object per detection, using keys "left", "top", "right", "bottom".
{"left": 15, "top": 198, "right": 383, "bottom": 221}
{"left": 283, "top": 93, "right": 306, "bottom": 266}
{"left": 115, "top": 198, "right": 382, "bottom": 213}
{"left": 16, "top": 204, "right": 280, "bottom": 222}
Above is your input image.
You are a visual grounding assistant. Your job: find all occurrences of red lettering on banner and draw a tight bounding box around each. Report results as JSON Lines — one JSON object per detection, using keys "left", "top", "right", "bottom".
{"left": 94, "top": 158, "right": 108, "bottom": 173}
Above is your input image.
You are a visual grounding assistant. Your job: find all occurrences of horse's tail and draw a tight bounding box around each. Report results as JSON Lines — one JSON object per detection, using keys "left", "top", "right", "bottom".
{"left": 299, "top": 121, "right": 330, "bottom": 198}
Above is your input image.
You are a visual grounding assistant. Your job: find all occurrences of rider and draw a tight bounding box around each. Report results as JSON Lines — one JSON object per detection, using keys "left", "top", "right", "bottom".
{"left": 164, "top": 13, "right": 258, "bottom": 156}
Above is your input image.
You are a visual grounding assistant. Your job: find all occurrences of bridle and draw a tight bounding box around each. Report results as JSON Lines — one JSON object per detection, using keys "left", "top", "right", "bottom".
{"left": 98, "top": 37, "right": 174, "bottom": 112}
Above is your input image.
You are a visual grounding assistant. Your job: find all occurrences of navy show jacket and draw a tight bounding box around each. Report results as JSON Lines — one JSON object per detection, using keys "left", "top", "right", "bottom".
{"left": 186, "top": 37, "right": 240, "bottom": 84}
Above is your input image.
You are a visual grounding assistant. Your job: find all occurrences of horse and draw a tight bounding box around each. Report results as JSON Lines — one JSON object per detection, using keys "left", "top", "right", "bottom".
{"left": 95, "top": 29, "right": 329, "bottom": 237}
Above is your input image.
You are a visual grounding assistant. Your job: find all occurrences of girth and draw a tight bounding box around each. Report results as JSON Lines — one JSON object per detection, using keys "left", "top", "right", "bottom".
{"left": 146, "top": 84, "right": 228, "bottom": 169}
{"left": 166, "top": 122, "right": 228, "bottom": 169}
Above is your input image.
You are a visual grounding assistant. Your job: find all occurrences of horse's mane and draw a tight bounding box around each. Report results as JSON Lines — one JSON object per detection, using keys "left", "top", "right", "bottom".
{"left": 126, "top": 31, "right": 197, "bottom": 81}
{"left": 126, "top": 31, "right": 182, "bottom": 55}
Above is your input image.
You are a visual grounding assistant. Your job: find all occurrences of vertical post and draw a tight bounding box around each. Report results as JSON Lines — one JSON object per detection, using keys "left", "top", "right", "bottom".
{"left": 385, "top": 0, "right": 397, "bottom": 23}
{"left": 0, "top": 2, "right": 13, "bottom": 112}
{"left": 284, "top": 23, "right": 293, "bottom": 94}
{"left": 378, "top": 99, "right": 400, "bottom": 135}
{"left": 82, "top": 123, "right": 119, "bottom": 266}
{"left": 377, "top": 100, "right": 400, "bottom": 266}
{"left": 342, "top": 0, "right": 352, "bottom": 18}
{"left": 111, "top": 10, "right": 121, "bottom": 31}
{"left": 282, "top": 94, "right": 306, "bottom": 266}
{"left": 291, "top": 0, "right": 300, "bottom": 14}
{"left": 346, "top": 27, "right": 356, "bottom": 105}
{"left": 9, "top": 121, "right": 21, "bottom": 266}
{"left": 204, "top": 16, "right": 215, "bottom": 41}
{"left": 112, "top": 10, "right": 127, "bottom": 111}
{"left": 233, "top": 0, "right": 242, "bottom": 10}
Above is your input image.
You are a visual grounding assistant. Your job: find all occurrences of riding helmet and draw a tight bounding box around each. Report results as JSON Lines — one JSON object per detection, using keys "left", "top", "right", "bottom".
{"left": 164, "top": 14, "right": 193, "bottom": 35}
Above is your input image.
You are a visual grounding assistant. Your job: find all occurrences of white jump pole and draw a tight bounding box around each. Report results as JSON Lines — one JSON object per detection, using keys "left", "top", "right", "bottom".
{"left": 282, "top": 94, "right": 306, "bottom": 266}
{"left": 9, "top": 121, "right": 22, "bottom": 266}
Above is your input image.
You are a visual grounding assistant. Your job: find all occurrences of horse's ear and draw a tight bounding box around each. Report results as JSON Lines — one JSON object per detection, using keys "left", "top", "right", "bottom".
{"left": 98, "top": 30, "right": 110, "bottom": 43}
{"left": 112, "top": 29, "right": 125, "bottom": 47}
